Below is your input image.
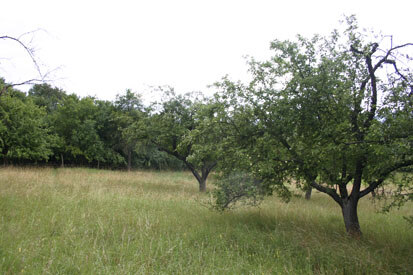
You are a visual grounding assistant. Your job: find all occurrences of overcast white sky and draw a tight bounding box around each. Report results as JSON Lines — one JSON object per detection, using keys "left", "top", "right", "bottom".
{"left": 1, "top": 0, "right": 412, "bottom": 101}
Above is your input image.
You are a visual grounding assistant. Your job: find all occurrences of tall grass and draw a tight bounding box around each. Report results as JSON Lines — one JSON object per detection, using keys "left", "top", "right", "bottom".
{"left": 0, "top": 167, "right": 412, "bottom": 274}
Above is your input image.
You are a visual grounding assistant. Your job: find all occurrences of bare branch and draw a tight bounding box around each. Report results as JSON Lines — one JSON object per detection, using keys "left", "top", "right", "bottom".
{"left": 384, "top": 59, "right": 413, "bottom": 96}
{"left": 351, "top": 41, "right": 413, "bottom": 132}
{"left": 373, "top": 43, "right": 413, "bottom": 74}
{"left": 0, "top": 78, "right": 45, "bottom": 96}
{"left": 0, "top": 35, "right": 44, "bottom": 80}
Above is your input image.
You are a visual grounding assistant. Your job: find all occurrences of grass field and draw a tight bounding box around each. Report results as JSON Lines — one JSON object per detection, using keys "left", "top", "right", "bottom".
{"left": 0, "top": 167, "right": 412, "bottom": 274}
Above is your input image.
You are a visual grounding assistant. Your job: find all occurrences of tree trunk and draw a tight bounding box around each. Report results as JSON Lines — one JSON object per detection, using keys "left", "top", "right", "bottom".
{"left": 199, "top": 165, "right": 213, "bottom": 192}
{"left": 127, "top": 149, "right": 131, "bottom": 172}
{"left": 185, "top": 162, "right": 215, "bottom": 192}
{"left": 2, "top": 148, "right": 8, "bottom": 166}
{"left": 305, "top": 187, "right": 312, "bottom": 200}
{"left": 60, "top": 154, "right": 64, "bottom": 168}
{"left": 199, "top": 178, "right": 207, "bottom": 192}
{"left": 97, "top": 160, "right": 100, "bottom": 169}
{"left": 188, "top": 166, "right": 207, "bottom": 192}
{"left": 341, "top": 198, "right": 362, "bottom": 237}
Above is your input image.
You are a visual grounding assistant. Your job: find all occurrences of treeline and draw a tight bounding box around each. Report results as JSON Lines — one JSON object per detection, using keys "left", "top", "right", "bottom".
{"left": 0, "top": 79, "right": 189, "bottom": 170}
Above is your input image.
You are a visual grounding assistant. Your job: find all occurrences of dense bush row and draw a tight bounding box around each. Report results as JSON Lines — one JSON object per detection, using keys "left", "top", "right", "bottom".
{"left": 0, "top": 80, "right": 185, "bottom": 170}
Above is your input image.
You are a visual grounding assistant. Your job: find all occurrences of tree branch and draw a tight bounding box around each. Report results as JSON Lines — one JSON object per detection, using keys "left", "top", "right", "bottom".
{"left": 151, "top": 140, "right": 186, "bottom": 162}
{"left": 384, "top": 59, "right": 413, "bottom": 96}
{"left": 359, "top": 159, "right": 413, "bottom": 198}
{"left": 362, "top": 45, "right": 379, "bottom": 130}
{"left": 351, "top": 42, "right": 413, "bottom": 132}
{"left": 0, "top": 79, "right": 46, "bottom": 96}
{"left": 0, "top": 35, "right": 44, "bottom": 80}
{"left": 310, "top": 180, "right": 342, "bottom": 206}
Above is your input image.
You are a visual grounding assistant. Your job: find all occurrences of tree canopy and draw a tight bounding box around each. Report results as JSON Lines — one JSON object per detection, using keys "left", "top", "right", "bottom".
{"left": 211, "top": 16, "right": 413, "bottom": 236}
{"left": 0, "top": 88, "right": 52, "bottom": 164}
{"left": 143, "top": 89, "right": 218, "bottom": 191}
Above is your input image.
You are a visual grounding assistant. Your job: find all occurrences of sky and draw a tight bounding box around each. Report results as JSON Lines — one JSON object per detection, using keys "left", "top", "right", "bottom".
{"left": 1, "top": 0, "right": 412, "bottom": 101}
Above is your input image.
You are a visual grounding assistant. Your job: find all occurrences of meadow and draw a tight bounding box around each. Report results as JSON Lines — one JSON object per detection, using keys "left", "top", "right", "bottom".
{"left": 0, "top": 167, "right": 412, "bottom": 274}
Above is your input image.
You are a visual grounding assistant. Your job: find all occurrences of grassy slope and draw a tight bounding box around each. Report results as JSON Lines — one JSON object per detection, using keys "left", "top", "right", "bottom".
{"left": 0, "top": 167, "right": 412, "bottom": 274}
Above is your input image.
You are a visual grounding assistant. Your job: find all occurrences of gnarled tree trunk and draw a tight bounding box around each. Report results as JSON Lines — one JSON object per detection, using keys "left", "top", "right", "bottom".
{"left": 341, "top": 198, "right": 361, "bottom": 237}
{"left": 190, "top": 168, "right": 208, "bottom": 192}
{"left": 188, "top": 162, "right": 216, "bottom": 192}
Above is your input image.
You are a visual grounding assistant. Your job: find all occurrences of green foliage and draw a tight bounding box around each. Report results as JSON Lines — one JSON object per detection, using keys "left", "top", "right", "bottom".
{"left": 48, "top": 94, "right": 113, "bottom": 166}
{"left": 212, "top": 16, "right": 413, "bottom": 234}
{"left": 145, "top": 89, "right": 219, "bottom": 190}
{"left": 212, "top": 172, "right": 267, "bottom": 211}
{"left": 178, "top": 100, "right": 222, "bottom": 168}
{"left": 112, "top": 89, "right": 147, "bottom": 170}
{"left": 0, "top": 92, "right": 52, "bottom": 163}
{"left": 1, "top": 81, "right": 189, "bottom": 169}
{"left": 92, "top": 99, "right": 126, "bottom": 167}
{"left": 27, "top": 84, "right": 125, "bottom": 167}
{"left": 28, "top": 83, "right": 67, "bottom": 113}
{"left": 147, "top": 89, "right": 196, "bottom": 157}
{"left": 378, "top": 173, "right": 413, "bottom": 225}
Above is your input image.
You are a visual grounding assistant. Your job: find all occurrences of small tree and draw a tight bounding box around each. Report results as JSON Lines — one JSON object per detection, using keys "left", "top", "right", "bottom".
{"left": 145, "top": 90, "right": 217, "bottom": 192}
{"left": 113, "top": 89, "right": 145, "bottom": 171}
{"left": 213, "top": 17, "right": 413, "bottom": 237}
